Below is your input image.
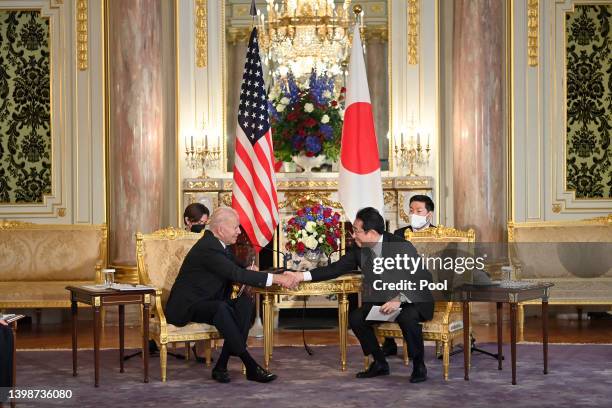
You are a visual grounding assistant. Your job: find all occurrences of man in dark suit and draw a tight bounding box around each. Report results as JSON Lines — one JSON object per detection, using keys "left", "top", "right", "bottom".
{"left": 286, "top": 207, "right": 434, "bottom": 383}
{"left": 166, "top": 207, "right": 295, "bottom": 383}
{"left": 383, "top": 194, "right": 436, "bottom": 357}
{"left": 0, "top": 319, "right": 13, "bottom": 403}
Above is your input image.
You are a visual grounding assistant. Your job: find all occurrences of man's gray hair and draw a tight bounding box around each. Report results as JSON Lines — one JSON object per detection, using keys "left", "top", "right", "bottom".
{"left": 209, "top": 207, "right": 239, "bottom": 230}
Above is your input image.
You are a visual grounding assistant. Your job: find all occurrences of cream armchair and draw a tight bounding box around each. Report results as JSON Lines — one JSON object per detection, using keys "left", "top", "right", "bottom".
{"left": 372, "top": 226, "right": 475, "bottom": 380}
{"left": 136, "top": 228, "right": 222, "bottom": 382}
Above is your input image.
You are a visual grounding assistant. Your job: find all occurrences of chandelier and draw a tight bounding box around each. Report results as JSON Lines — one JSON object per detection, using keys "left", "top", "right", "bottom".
{"left": 257, "top": 0, "right": 361, "bottom": 80}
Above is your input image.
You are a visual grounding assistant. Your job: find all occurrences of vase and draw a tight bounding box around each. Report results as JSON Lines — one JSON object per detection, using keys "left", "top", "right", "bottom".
{"left": 292, "top": 153, "right": 327, "bottom": 173}
{"left": 303, "top": 249, "right": 322, "bottom": 269}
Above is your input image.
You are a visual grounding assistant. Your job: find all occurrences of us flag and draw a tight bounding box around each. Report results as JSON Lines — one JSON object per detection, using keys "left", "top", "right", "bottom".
{"left": 231, "top": 27, "right": 279, "bottom": 249}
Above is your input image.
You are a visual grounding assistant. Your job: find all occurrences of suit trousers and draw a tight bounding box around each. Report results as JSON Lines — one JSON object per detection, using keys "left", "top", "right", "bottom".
{"left": 349, "top": 303, "right": 425, "bottom": 363}
{"left": 0, "top": 324, "right": 14, "bottom": 402}
{"left": 189, "top": 295, "right": 254, "bottom": 356}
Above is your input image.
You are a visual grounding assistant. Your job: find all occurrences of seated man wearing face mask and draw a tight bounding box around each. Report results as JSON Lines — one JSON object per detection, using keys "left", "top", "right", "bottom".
{"left": 383, "top": 195, "right": 435, "bottom": 357}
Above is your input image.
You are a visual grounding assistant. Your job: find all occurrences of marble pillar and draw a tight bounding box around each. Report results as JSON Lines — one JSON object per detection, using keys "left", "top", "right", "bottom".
{"left": 452, "top": 0, "right": 506, "bottom": 244}
{"left": 108, "top": 0, "right": 164, "bottom": 265}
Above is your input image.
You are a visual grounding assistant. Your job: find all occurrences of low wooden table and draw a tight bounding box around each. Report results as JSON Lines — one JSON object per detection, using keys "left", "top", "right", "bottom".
{"left": 458, "top": 282, "right": 554, "bottom": 385}
{"left": 1, "top": 314, "right": 24, "bottom": 408}
{"left": 251, "top": 274, "right": 362, "bottom": 371}
{"left": 66, "top": 286, "right": 155, "bottom": 387}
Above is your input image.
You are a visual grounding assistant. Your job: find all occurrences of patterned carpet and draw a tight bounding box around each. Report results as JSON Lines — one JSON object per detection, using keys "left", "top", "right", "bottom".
{"left": 10, "top": 344, "right": 612, "bottom": 407}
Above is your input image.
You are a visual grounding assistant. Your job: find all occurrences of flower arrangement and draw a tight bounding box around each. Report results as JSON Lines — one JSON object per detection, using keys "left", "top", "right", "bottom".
{"left": 284, "top": 204, "right": 342, "bottom": 256}
{"left": 268, "top": 71, "right": 345, "bottom": 162}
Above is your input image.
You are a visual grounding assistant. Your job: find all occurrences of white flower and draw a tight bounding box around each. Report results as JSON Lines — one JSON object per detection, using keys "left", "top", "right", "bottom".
{"left": 269, "top": 87, "right": 280, "bottom": 100}
{"left": 280, "top": 97, "right": 290, "bottom": 105}
{"left": 304, "top": 236, "right": 318, "bottom": 250}
{"left": 318, "top": 237, "right": 324, "bottom": 243}
{"left": 304, "top": 103, "right": 314, "bottom": 113}
{"left": 339, "top": 109, "right": 345, "bottom": 119}
{"left": 305, "top": 221, "right": 317, "bottom": 233}
{"left": 291, "top": 240, "right": 296, "bottom": 245}
{"left": 323, "top": 90, "right": 332, "bottom": 99}
{"left": 276, "top": 104, "right": 285, "bottom": 112}
{"left": 321, "top": 114, "right": 330, "bottom": 124}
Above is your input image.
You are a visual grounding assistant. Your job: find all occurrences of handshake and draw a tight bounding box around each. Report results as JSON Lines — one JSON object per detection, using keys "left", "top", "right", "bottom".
{"left": 271, "top": 271, "right": 305, "bottom": 289}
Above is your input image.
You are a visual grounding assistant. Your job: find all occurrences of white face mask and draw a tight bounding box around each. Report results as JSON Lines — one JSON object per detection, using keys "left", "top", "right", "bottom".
{"left": 410, "top": 214, "right": 429, "bottom": 230}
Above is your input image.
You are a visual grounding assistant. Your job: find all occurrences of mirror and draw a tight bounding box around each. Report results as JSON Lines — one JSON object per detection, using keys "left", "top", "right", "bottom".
{"left": 224, "top": 0, "right": 390, "bottom": 172}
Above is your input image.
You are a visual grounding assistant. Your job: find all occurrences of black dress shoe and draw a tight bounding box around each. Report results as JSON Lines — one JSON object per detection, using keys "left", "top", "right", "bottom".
{"left": 382, "top": 338, "right": 398, "bottom": 357}
{"left": 246, "top": 366, "right": 277, "bottom": 383}
{"left": 212, "top": 368, "right": 231, "bottom": 383}
{"left": 410, "top": 362, "right": 427, "bottom": 383}
{"left": 356, "top": 361, "right": 390, "bottom": 378}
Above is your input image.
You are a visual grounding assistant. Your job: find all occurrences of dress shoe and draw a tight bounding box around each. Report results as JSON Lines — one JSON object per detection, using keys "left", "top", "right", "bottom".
{"left": 382, "top": 338, "right": 398, "bottom": 357}
{"left": 211, "top": 368, "right": 231, "bottom": 383}
{"left": 246, "top": 366, "right": 277, "bottom": 383}
{"left": 410, "top": 362, "right": 427, "bottom": 383}
{"left": 356, "top": 361, "right": 390, "bottom": 378}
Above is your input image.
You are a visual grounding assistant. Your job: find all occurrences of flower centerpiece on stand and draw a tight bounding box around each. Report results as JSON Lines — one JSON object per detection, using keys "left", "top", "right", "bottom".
{"left": 284, "top": 204, "right": 342, "bottom": 269}
{"left": 268, "top": 71, "right": 345, "bottom": 172}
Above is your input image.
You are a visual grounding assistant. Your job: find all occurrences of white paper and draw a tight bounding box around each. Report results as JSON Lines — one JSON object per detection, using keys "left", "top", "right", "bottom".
{"left": 365, "top": 306, "right": 401, "bottom": 322}
{"left": 111, "top": 283, "right": 154, "bottom": 291}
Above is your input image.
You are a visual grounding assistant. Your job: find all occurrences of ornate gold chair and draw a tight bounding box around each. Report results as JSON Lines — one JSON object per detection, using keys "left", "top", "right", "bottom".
{"left": 136, "top": 227, "right": 222, "bottom": 382}
{"left": 372, "top": 225, "right": 475, "bottom": 380}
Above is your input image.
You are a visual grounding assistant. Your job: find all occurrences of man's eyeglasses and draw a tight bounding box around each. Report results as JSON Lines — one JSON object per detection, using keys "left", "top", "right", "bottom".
{"left": 351, "top": 226, "right": 366, "bottom": 234}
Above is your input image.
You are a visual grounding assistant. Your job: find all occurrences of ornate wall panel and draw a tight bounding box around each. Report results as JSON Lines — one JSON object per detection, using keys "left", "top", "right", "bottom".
{"left": 565, "top": 5, "right": 612, "bottom": 199}
{"left": 511, "top": 0, "right": 612, "bottom": 221}
{"left": 0, "top": 10, "right": 51, "bottom": 204}
{"left": 0, "top": 0, "right": 105, "bottom": 223}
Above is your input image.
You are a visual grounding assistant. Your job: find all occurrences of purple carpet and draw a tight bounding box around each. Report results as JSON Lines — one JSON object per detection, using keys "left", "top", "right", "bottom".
{"left": 10, "top": 344, "right": 612, "bottom": 407}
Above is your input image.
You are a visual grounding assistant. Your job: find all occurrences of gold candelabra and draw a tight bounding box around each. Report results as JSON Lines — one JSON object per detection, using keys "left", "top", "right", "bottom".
{"left": 394, "top": 132, "right": 431, "bottom": 177}
{"left": 185, "top": 124, "right": 221, "bottom": 178}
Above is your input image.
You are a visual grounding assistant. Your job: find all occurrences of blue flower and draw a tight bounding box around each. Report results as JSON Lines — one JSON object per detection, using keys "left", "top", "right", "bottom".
{"left": 320, "top": 124, "right": 334, "bottom": 140}
{"left": 306, "top": 215, "right": 314, "bottom": 221}
{"left": 305, "top": 135, "right": 322, "bottom": 154}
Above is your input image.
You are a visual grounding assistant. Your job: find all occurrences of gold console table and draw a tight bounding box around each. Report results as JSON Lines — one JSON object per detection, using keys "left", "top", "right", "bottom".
{"left": 251, "top": 274, "right": 362, "bottom": 371}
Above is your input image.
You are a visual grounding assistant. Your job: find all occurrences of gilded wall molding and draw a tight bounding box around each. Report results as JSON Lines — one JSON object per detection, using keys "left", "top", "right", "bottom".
{"left": 407, "top": 0, "right": 419, "bottom": 65}
{"left": 195, "top": 0, "right": 207, "bottom": 68}
{"left": 527, "top": 0, "right": 538, "bottom": 67}
{"left": 77, "top": 0, "right": 88, "bottom": 70}
{"left": 278, "top": 191, "right": 342, "bottom": 211}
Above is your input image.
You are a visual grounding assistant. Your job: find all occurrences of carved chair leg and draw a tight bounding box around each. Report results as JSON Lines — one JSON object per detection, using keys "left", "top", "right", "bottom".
{"left": 203, "top": 339, "right": 212, "bottom": 368}
{"left": 160, "top": 343, "right": 168, "bottom": 382}
{"left": 185, "top": 342, "right": 190, "bottom": 361}
{"left": 435, "top": 341, "right": 441, "bottom": 358}
{"left": 403, "top": 339, "right": 409, "bottom": 366}
{"left": 518, "top": 304, "right": 525, "bottom": 343}
{"left": 443, "top": 341, "right": 450, "bottom": 380}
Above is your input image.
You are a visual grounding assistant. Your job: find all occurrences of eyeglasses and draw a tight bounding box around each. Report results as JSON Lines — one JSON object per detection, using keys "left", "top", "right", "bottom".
{"left": 351, "top": 225, "right": 366, "bottom": 234}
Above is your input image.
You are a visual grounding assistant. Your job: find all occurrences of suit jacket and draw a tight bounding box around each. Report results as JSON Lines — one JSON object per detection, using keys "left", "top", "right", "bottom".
{"left": 310, "top": 232, "right": 434, "bottom": 321}
{"left": 393, "top": 224, "right": 436, "bottom": 240}
{"left": 165, "top": 230, "right": 268, "bottom": 327}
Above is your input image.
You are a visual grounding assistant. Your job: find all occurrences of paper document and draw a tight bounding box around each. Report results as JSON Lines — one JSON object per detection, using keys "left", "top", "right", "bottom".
{"left": 365, "top": 306, "right": 401, "bottom": 322}
{"left": 111, "top": 283, "right": 154, "bottom": 291}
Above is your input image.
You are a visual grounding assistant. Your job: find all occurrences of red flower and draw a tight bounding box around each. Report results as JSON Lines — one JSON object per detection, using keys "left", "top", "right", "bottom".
{"left": 323, "top": 208, "right": 332, "bottom": 218}
{"left": 287, "top": 111, "right": 299, "bottom": 121}
{"left": 334, "top": 229, "right": 341, "bottom": 238}
{"left": 304, "top": 117, "right": 317, "bottom": 128}
{"left": 326, "top": 236, "right": 335, "bottom": 245}
{"left": 285, "top": 242, "right": 292, "bottom": 251}
{"left": 340, "top": 87, "right": 346, "bottom": 93}
{"left": 296, "top": 242, "right": 305, "bottom": 252}
{"left": 297, "top": 209, "right": 305, "bottom": 217}
{"left": 331, "top": 100, "right": 338, "bottom": 107}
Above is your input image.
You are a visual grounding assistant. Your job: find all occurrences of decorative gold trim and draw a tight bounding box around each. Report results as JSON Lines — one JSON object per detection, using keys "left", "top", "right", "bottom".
{"left": 188, "top": 180, "right": 220, "bottom": 189}
{"left": 278, "top": 180, "right": 338, "bottom": 189}
{"left": 527, "top": 0, "right": 538, "bottom": 67}
{"left": 0, "top": 220, "right": 34, "bottom": 229}
{"left": 220, "top": 192, "right": 232, "bottom": 207}
{"left": 404, "top": 225, "right": 476, "bottom": 243}
{"left": 394, "top": 178, "right": 430, "bottom": 188}
{"left": 195, "top": 0, "right": 207, "bottom": 68}
{"left": 407, "top": 0, "right": 419, "bottom": 65}
{"left": 552, "top": 203, "right": 562, "bottom": 213}
{"left": 57, "top": 207, "right": 66, "bottom": 217}
{"left": 383, "top": 191, "right": 396, "bottom": 207}
{"left": 507, "top": 214, "right": 612, "bottom": 242}
{"left": 137, "top": 226, "right": 201, "bottom": 241}
{"left": 77, "top": 0, "right": 88, "bottom": 70}
{"left": 93, "top": 296, "right": 100, "bottom": 307}
{"left": 278, "top": 191, "right": 342, "bottom": 211}
{"left": 398, "top": 193, "right": 410, "bottom": 223}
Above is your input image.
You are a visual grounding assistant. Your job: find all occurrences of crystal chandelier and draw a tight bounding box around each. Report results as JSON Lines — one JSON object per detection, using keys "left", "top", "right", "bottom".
{"left": 257, "top": 0, "right": 359, "bottom": 80}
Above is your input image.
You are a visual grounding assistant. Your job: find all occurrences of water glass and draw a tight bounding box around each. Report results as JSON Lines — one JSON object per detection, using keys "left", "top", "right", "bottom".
{"left": 103, "top": 268, "right": 115, "bottom": 288}
{"left": 501, "top": 265, "right": 513, "bottom": 282}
